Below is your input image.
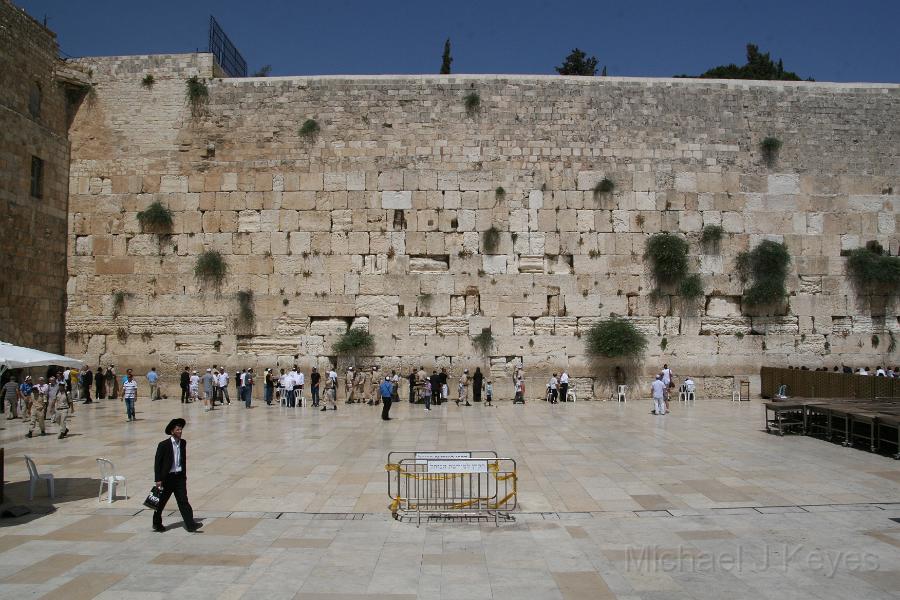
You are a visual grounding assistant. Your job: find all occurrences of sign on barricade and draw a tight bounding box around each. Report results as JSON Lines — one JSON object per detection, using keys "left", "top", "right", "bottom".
{"left": 386, "top": 452, "right": 517, "bottom": 525}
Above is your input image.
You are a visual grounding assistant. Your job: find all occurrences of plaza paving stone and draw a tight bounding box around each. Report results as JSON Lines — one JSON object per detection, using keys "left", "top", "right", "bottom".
{"left": 1, "top": 395, "right": 899, "bottom": 599}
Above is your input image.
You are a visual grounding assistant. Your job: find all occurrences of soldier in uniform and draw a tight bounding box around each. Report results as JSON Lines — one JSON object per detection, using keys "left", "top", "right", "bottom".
{"left": 344, "top": 366, "right": 355, "bottom": 404}
{"left": 26, "top": 377, "right": 48, "bottom": 437}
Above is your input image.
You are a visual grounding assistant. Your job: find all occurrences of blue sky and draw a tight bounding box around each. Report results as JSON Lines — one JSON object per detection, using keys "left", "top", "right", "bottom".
{"left": 17, "top": 0, "right": 900, "bottom": 82}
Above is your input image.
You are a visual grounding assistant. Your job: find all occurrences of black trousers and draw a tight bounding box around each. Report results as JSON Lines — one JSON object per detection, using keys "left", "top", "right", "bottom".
{"left": 153, "top": 472, "right": 194, "bottom": 529}
{"left": 560, "top": 383, "right": 569, "bottom": 402}
{"left": 381, "top": 397, "right": 392, "bottom": 420}
{"left": 180, "top": 385, "right": 188, "bottom": 403}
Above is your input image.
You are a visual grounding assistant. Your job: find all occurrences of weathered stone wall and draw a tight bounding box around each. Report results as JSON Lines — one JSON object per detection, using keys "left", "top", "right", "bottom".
{"left": 0, "top": 0, "right": 71, "bottom": 353}
{"left": 66, "top": 53, "right": 900, "bottom": 397}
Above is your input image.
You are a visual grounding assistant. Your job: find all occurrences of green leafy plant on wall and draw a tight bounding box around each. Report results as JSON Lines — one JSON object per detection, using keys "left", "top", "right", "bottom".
{"left": 299, "top": 118, "right": 320, "bottom": 140}
{"left": 593, "top": 177, "right": 615, "bottom": 200}
{"left": 700, "top": 224, "right": 725, "bottom": 253}
{"left": 464, "top": 91, "right": 480, "bottom": 116}
{"left": 185, "top": 76, "right": 208, "bottom": 115}
{"left": 735, "top": 240, "right": 791, "bottom": 306}
{"left": 846, "top": 243, "right": 900, "bottom": 297}
{"left": 332, "top": 327, "right": 375, "bottom": 357}
{"left": 235, "top": 290, "right": 255, "bottom": 331}
{"left": 678, "top": 273, "right": 704, "bottom": 300}
{"left": 645, "top": 233, "right": 689, "bottom": 286}
{"left": 472, "top": 327, "right": 494, "bottom": 357}
{"left": 111, "top": 290, "right": 128, "bottom": 318}
{"left": 760, "top": 136, "right": 782, "bottom": 167}
{"left": 136, "top": 201, "right": 173, "bottom": 233}
{"left": 585, "top": 318, "right": 648, "bottom": 359}
{"left": 482, "top": 225, "right": 501, "bottom": 253}
{"left": 495, "top": 186, "right": 505, "bottom": 199}
{"left": 141, "top": 74, "right": 155, "bottom": 89}
{"left": 194, "top": 249, "right": 228, "bottom": 291}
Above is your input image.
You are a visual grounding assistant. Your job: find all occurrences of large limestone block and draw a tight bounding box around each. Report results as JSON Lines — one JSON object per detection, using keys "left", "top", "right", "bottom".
{"left": 768, "top": 174, "right": 800, "bottom": 195}
{"left": 282, "top": 191, "right": 316, "bottom": 210}
{"left": 751, "top": 316, "right": 799, "bottom": 334}
{"left": 436, "top": 317, "right": 469, "bottom": 335}
{"left": 355, "top": 295, "right": 398, "bottom": 317}
{"left": 706, "top": 296, "right": 742, "bottom": 317}
{"left": 238, "top": 210, "right": 260, "bottom": 233}
{"left": 409, "top": 317, "right": 436, "bottom": 336}
{"left": 381, "top": 191, "right": 412, "bottom": 209}
{"left": 308, "top": 318, "right": 351, "bottom": 336}
{"left": 482, "top": 255, "right": 507, "bottom": 274}
{"left": 518, "top": 255, "right": 544, "bottom": 274}
{"left": 129, "top": 316, "right": 225, "bottom": 335}
{"left": 274, "top": 315, "right": 310, "bottom": 335}
{"left": 699, "top": 317, "right": 752, "bottom": 335}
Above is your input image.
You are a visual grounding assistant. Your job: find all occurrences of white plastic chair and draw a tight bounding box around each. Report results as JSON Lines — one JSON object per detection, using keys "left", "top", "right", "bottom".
{"left": 97, "top": 458, "right": 127, "bottom": 503}
{"left": 616, "top": 385, "right": 627, "bottom": 403}
{"left": 679, "top": 383, "right": 695, "bottom": 403}
{"left": 566, "top": 383, "right": 577, "bottom": 403}
{"left": 24, "top": 455, "right": 55, "bottom": 500}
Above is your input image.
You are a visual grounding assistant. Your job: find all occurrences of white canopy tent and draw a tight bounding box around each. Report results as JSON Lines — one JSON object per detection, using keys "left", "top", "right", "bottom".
{"left": 0, "top": 341, "right": 85, "bottom": 380}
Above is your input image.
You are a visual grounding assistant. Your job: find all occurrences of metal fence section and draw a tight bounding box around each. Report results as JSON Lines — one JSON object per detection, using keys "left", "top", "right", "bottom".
{"left": 386, "top": 453, "right": 517, "bottom": 525}
{"left": 208, "top": 16, "right": 247, "bottom": 77}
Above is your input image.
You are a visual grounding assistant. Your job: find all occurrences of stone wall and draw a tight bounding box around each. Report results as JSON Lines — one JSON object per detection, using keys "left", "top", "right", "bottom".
{"left": 65, "top": 53, "right": 900, "bottom": 398}
{"left": 0, "top": 0, "right": 72, "bottom": 353}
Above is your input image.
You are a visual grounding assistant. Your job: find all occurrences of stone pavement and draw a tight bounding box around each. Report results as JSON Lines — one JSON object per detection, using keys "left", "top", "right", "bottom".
{"left": 1, "top": 395, "right": 900, "bottom": 599}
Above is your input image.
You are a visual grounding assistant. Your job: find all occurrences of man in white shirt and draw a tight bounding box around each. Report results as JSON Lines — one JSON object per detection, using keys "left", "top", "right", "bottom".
{"left": 218, "top": 369, "right": 230, "bottom": 405}
{"left": 651, "top": 374, "right": 667, "bottom": 415}
{"left": 559, "top": 370, "right": 570, "bottom": 402}
{"left": 122, "top": 371, "right": 138, "bottom": 421}
{"left": 286, "top": 367, "right": 298, "bottom": 407}
{"left": 859, "top": 367, "right": 869, "bottom": 376}
{"left": 547, "top": 374, "right": 559, "bottom": 404}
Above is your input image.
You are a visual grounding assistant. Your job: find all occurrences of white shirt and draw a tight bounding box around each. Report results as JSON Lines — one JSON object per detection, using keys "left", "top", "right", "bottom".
{"left": 876, "top": 368, "right": 886, "bottom": 376}
{"left": 329, "top": 370, "right": 338, "bottom": 382}
{"left": 288, "top": 370, "right": 298, "bottom": 387}
{"left": 859, "top": 368, "right": 868, "bottom": 375}
{"left": 651, "top": 379, "right": 666, "bottom": 399}
{"left": 218, "top": 371, "right": 229, "bottom": 387}
{"left": 169, "top": 436, "right": 182, "bottom": 473}
{"left": 297, "top": 372, "right": 305, "bottom": 386}
{"left": 560, "top": 372, "right": 569, "bottom": 384}
{"left": 661, "top": 368, "right": 673, "bottom": 385}
{"left": 684, "top": 378, "right": 695, "bottom": 390}
{"left": 123, "top": 379, "right": 138, "bottom": 399}
{"left": 548, "top": 377, "right": 558, "bottom": 390}
{"left": 189, "top": 374, "right": 199, "bottom": 387}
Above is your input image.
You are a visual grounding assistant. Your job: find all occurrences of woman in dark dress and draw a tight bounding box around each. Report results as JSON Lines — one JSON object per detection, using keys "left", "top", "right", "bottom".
{"left": 472, "top": 367, "right": 484, "bottom": 403}
{"left": 96, "top": 366, "right": 106, "bottom": 399}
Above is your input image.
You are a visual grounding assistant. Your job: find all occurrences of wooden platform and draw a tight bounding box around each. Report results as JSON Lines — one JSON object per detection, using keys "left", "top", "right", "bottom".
{"left": 765, "top": 398, "right": 900, "bottom": 458}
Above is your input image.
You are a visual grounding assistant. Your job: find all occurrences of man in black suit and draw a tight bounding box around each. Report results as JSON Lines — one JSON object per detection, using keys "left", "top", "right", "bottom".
{"left": 152, "top": 418, "right": 201, "bottom": 532}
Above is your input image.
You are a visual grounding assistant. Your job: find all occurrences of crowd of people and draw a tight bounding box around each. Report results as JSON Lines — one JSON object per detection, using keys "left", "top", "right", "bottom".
{"left": 792, "top": 365, "right": 899, "bottom": 377}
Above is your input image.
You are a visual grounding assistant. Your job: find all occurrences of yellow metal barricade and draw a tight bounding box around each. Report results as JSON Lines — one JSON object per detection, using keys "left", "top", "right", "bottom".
{"left": 386, "top": 453, "right": 517, "bottom": 525}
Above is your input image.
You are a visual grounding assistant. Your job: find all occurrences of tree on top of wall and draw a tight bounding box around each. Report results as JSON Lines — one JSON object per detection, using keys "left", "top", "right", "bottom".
{"left": 440, "top": 39, "right": 452, "bottom": 74}
{"left": 555, "top": 48, "right": 599, "bottom": 76}
{"left": 676, "top": 43, "right": 812, "bottom": 81}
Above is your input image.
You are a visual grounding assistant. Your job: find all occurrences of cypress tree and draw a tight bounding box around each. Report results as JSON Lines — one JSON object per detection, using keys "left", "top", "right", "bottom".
{"left": 440, "top": 38, "right": 452, "bottom": 74}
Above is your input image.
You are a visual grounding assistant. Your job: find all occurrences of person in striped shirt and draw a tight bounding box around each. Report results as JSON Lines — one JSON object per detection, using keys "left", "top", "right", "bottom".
{"left": 122, "top": 371, "right": 138, "bottom": 422}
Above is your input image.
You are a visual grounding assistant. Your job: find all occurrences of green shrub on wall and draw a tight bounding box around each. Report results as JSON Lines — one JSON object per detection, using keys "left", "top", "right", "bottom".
{"left": 299, "top": 118, "right": 320, "bottom": 140}
{"left": 464, "top": 92, "right": 480, "bottom": 116}
{"left": 736, "top": 240, "right": 791, "bottom": 306}
{"left": 585, "top": 318, "right": 648, "bottom": 359}
{"left": 185, "top": 76, "right": 208, "bottom": 115}
{"left": 760, "top": 136, "right": 782, "bottom": 167}
{"left": 235, "top": 290, "right": 255, "bottom": 330}
{"left": 472, "top": 327, "right": 494, "bottom": 357}
{"left": 645, "top": 233, "right": 689, "bottom": 286}
{"left": 846, "top": 245, "right": 900, "bottom": 294}
{"left": 136, "top": 201, "right": 173, "bottom": 233}
{"left": 679, "top": 274, "right": 704, "bottom": 300}
{"left": 332, "top": 327, "right": 374, "bottom": 357}
{"left": 482, "top": 226, "right": 501, "bottom": 253}
{"left": 194, "top": 250, "right": 228, "bottom": 290}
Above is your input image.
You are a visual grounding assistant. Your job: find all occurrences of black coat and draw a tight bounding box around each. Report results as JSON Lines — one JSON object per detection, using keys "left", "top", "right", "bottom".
{"left": 180, "top": 371, "right": 190, "bottom": 388}
{"left": 154, "top": 437, "right": 187, "bottom": 482}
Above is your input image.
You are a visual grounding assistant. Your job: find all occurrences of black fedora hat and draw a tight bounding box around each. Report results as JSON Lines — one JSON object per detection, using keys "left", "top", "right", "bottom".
{"left": 165, "top": 418, "right": 186, "bottom": 435}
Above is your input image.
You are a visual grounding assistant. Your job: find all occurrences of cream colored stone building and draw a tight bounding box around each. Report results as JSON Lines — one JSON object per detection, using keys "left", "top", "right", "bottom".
{"left": 62, "top": 52, "right": 899, "bottom": 399}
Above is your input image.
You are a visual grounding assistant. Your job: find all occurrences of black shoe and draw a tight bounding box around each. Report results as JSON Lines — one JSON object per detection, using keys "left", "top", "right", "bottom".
{"left": 321, "top": 407, "right": 327, "bottom": 411}
{"left": 186, "top": 522, "right": 203, "bottom": 532}
{"left": 153, "top": 525, "right": 166, "bottom": 533}
{"left": 382, "top": 417, "right": 392, "bottom": 420}
{"left": 465, "top": 403, "right": 471, "bottom": 406}
{"left": 25, "top": 432, "right": 32, "bottom": 438}
{"left": 332, "top": 406, "right": 337, "bottom": 410}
